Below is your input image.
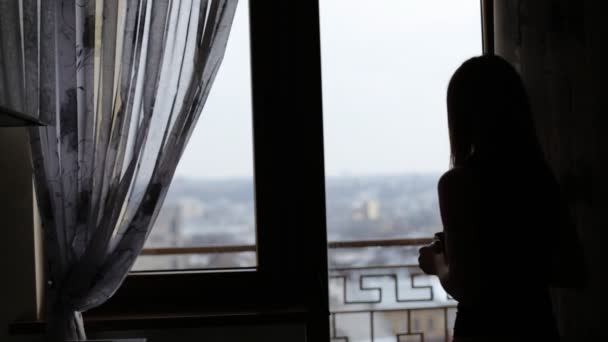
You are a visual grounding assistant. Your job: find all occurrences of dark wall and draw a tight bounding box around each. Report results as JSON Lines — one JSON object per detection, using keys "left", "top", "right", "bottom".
{"left": 0, "top": 128, "right": 40, "bottom": 342}
{"left": 495, "top": 1, "right": 608, "bottom": 340}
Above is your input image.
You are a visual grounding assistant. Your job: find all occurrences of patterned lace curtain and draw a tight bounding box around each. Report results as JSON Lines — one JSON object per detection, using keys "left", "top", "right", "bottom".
{"left": 0, "top": 0, "right": 238, "bottom": 340}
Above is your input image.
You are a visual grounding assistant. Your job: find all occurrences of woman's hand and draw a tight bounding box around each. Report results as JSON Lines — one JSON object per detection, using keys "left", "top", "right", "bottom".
{"left": 418, "top": 241, "right": 447, "bottom": 275}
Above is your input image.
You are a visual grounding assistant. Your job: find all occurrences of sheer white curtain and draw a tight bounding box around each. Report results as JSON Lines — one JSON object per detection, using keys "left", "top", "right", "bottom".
{"left": 0, "top": 0, "right": 238, "bottom": 340}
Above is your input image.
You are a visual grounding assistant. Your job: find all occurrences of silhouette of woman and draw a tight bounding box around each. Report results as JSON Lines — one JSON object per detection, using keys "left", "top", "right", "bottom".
{"left": 418, "top": 55, "right": 584, "bottom": 341}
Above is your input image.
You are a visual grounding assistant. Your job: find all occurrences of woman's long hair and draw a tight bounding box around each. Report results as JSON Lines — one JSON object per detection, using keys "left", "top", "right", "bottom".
{"left": 446, "top": 55, "right": 542, "bottom": 167}
{"left": 446, "top": 55, "right": 585, "bottom": 288}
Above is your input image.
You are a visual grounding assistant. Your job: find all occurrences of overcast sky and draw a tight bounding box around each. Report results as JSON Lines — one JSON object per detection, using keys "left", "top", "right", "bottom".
{"left": 175, "top": 0, "right": 481, "bottom": 180}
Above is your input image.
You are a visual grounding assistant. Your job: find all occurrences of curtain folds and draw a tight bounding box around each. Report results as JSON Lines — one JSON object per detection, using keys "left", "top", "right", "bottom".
{"left": 0, "top": 0, "right": 238, "bottom": 340}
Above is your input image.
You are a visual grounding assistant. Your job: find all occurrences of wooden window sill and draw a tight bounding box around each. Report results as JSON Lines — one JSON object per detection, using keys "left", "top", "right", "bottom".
{"left": 9, "top": 309, "right": 313, "bottom": 335}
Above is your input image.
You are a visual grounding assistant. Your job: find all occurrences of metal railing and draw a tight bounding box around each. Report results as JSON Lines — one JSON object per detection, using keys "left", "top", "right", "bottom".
{"left": 140, "top": 237, "right": 435, "bottom": 255}
{"left": 329, "top": 264, "right": 456, "bottom": 342}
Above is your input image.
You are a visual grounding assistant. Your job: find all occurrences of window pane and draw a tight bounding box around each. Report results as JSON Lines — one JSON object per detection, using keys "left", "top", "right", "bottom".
{"left": 133, "top": 0, "right": 255, "bottom": 271}
{"left": 321, "top": 0, "right": 482, "bottom": 265}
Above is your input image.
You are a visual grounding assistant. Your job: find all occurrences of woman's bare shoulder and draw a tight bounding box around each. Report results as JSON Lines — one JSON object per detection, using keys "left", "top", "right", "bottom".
{"left": 438, "top": 166, "right": 477, "bottom": 194}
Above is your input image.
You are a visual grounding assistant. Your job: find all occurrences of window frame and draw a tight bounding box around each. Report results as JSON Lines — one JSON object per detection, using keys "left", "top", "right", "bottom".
{"left": 88, "top": 0, "right": 330, "bottom": 340}
{"left": 481, "top": 0, "right": 494, "bottom": 55}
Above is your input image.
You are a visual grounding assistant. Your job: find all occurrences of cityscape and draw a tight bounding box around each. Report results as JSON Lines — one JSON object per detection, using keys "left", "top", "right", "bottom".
{"left": 134, "top": 173, "right": 443, "bottom": 271}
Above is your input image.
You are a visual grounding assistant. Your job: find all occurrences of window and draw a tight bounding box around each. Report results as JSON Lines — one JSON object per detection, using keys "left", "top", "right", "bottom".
{"left": 88, "top": 2, "right": 489, "bottom": 342}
